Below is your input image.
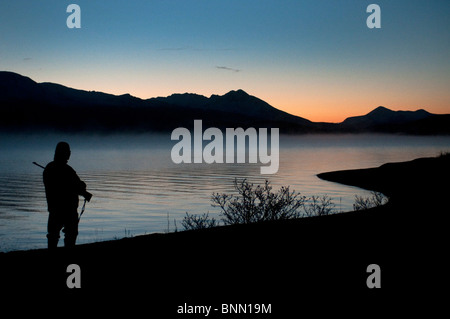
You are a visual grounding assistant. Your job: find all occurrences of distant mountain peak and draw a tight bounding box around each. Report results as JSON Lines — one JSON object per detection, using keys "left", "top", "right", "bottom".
{"left": 168, "top": 92, "right": 205, "bottom": 98}
{"left": 224, "top": 89, "right": 249, "bottom": 96}
{"left": 369, "top": 106, "right": 392, "bottom": 114}
{"left": 1, "top": 71, "right": 448, "bottom": 134}
{"left": 342, "top": 105, "right": 433, "bottom": 129}
{"left": 0, "top": 71, "right": 36, "bottom": 87}
{"left": 0, "top": 71, "right": 33, "bottom": 80}
{"left": 368, "top": 106, "right": 431, "bottom": 117}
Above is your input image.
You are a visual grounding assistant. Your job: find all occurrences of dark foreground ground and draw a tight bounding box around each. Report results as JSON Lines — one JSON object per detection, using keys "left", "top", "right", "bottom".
{"left": 1, "top": 155, "right": 448, "bottom": 316}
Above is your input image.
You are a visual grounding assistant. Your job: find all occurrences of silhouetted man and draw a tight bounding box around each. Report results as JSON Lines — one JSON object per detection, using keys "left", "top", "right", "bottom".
{"left": 43, "top": 142, "right": 92, "bottom": 249}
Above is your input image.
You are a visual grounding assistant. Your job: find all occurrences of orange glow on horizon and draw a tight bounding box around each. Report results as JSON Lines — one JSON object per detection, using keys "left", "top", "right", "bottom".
{"left": 263, "top": 95, "right": 450, "bottom": 123}
{"left": 32, "top": 73, "right": 450, "bottom": 124}
{"left": 125, "top": 87, "right": 450, "bottom": 123}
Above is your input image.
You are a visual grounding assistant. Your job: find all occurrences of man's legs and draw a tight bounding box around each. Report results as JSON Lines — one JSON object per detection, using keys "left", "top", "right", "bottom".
{"left": 63, "top": 211, "right": 79, "bottom": 247}
{"left": 47, "top": 213, "right": 63, "bottom": 249}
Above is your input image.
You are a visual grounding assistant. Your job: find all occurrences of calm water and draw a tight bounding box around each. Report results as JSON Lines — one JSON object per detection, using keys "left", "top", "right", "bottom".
{"left": 1, "top": 133, "right": 449, "bottom": 252}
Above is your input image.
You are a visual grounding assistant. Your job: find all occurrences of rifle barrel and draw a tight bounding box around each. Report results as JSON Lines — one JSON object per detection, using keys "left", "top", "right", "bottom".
{"left": 32, "top": 162, "right": 45, "bottom": 169}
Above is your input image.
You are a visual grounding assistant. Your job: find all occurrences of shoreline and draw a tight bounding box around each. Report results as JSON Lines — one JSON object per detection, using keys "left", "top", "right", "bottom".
{"left": 318, "top": 154, "right": 449, "bottom": 208}
{"left": 4, "top": 154, "right": 447, "bottom": 256}
{"left": 1, "top": 154, "right": 448, "bottom": 313}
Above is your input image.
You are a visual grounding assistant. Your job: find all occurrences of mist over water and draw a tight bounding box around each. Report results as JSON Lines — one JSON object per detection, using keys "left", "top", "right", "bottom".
{"left": 1, "top": 133, "right": 449, "bottom": 252}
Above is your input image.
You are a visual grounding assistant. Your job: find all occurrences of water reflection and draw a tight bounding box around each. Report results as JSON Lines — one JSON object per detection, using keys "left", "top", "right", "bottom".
{"left": 0, "top": 133, "right": 449, "bottom": 251}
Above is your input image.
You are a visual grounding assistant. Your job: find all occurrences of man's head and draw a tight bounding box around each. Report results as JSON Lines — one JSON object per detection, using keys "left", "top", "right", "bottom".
{"left": 54, "top": 142, "right": 71, "bottom": 163}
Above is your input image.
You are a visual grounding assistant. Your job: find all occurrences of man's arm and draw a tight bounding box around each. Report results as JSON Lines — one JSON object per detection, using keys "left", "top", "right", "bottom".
{"left": 71, "top": 167, "right": 93, "bottom": 202}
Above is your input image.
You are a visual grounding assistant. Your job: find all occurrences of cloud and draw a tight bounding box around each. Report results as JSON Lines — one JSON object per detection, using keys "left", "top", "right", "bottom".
{"left": 216, "top": 66, "right": 241, "bottom": 73}
{"left": 23, "top": 57, "right": 32, "bottom": 61}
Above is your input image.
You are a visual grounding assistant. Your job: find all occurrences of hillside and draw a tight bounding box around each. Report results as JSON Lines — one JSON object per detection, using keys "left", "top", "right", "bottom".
{"left": 0, "top": 71, "right": 315, "bottom": 133}
{"left": 342, "top": 106, "right": 432, "bottom": 128}
{"left": 1, "top": 71, "right": 449, "bottom": 134}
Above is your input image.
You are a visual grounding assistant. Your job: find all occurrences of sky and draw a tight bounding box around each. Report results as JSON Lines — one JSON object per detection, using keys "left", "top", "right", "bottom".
{"left": 1, "top": 0, "right": 449, "bottom": 122}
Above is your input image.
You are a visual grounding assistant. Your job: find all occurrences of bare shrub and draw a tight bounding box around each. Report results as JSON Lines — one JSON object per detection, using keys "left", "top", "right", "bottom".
{"left": 304, "top": 195, "right": 335, "bottom": 217}
{"left": 353, "top": 191, "right": 387, "bottom": 211}
{"left": 212, "top": 179, "right": 306, "bottom": 225}
{"left": 181, "top": 212, "right": 217, "bottom": 231}
{"left": 182, "top": 179, "right": 340, "bottom": 230}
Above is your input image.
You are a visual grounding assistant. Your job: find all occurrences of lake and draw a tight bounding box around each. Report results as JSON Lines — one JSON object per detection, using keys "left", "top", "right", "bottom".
{"left": 0, "top": 133, "right": 449, "bottom": 252}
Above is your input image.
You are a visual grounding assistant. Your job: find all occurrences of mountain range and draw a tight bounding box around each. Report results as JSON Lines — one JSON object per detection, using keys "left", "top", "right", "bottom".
{"left": 1, "top": 71, "right": 449, "bottom": 134}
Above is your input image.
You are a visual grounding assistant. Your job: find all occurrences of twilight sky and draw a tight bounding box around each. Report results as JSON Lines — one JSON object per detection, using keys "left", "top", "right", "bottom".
{"left": 1, "top": 0, "right": 449, "bottom": 122}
